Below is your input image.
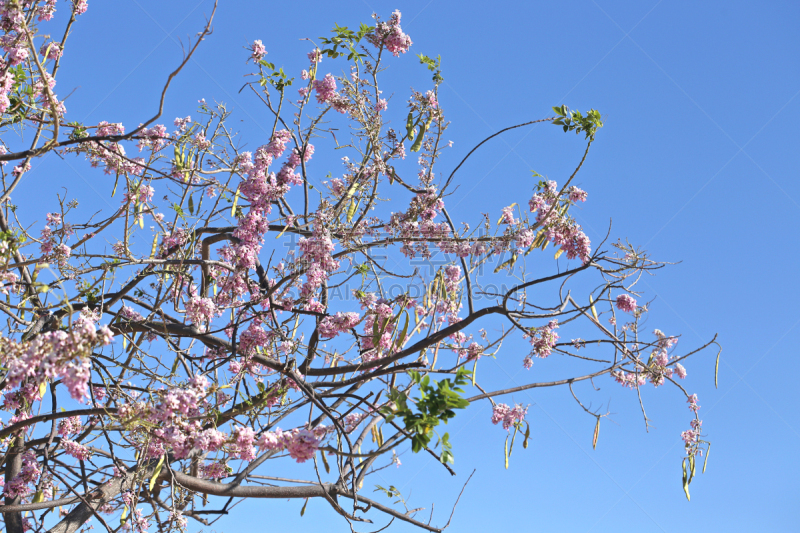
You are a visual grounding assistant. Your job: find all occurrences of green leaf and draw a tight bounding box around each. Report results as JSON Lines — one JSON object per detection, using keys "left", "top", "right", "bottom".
{"left": 188, "top": 194, "right": 194, "bottom": 215}
{"left": 592, "top": 417, "right": 600, "bottom": 450}
{"left": 504, "top": 435, "right": 509, "bottom": 469}
{"left": 714, "top": 346, "right": 721, "bottom": 389}
{"left": 703, "top": 443, "right": 711, "bottom": 473}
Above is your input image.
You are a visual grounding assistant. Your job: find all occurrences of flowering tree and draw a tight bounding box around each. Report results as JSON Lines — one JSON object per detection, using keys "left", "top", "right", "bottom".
{"left": 0, "top": 3, "right": 720, "bottom": 532}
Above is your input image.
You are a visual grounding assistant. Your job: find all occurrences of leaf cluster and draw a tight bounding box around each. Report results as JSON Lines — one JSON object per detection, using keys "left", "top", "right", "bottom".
{"left": 382, "top": 367, "right": 471, "bottom": 463}
{"left": 552, "top": 105, "right": 603, "bottom": 139}
{"left": 319, "top": 23, "right": 374, "bottom": 63}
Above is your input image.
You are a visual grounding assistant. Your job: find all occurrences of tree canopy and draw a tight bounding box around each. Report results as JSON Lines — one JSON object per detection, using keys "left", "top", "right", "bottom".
{"left": 0, "top": 3, "right": 718, "bottom": 532}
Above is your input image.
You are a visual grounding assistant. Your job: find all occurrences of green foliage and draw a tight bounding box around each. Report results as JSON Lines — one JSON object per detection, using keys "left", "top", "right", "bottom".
{"left": 258, "top": 61, "right": 293, "bottom": 91}
{"left": 552, "top": 105, "right": 603, "bottom": 139}
{"left": 381, "top": 367, "right": 471, "bottom": 464}
{"left": 66, "top": 121, "right": 88, "bottom": 140}
{"left": 417, "top": 53, "right": 443, "bottom": 85}
{"left": 319, "top": 23, "right": 374, "bottom": 63}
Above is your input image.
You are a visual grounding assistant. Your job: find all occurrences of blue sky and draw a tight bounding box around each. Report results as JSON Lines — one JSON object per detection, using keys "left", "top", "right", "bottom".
{"left": 24, "top": 0, "right": 800, "bottom": 531}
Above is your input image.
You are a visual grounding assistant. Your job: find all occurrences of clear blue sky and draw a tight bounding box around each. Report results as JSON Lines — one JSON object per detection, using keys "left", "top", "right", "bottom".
{"left": 25, "top": 1, "right": 799, "bottom": 531}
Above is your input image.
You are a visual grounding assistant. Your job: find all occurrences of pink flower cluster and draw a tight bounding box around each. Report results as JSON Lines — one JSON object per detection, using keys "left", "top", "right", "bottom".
{"left": 528, "top": 180, "right": 592, "bottom": 264}
{"left": 58, "top": 416, "right": 83, "bottom": 437}
{"left": 40, "top": 41, "right": 62, "bottom": 60}
{"left": 314, "top": 74, "right": 337, "bottom": 104}
{"left": 368, "top": 10, "right": 412, "bottom": 57}
{"left": 654, "top": 328, "right": 678, "bottom": 350}
{"left": 524, "top": 319, "right": 559, "bottom": 367}
{"left": 687, "top": 394, "right": 700, "bottom": 413}
{"left": 238, "top": 318, "right": 274, "bottom": 355}
{"left": 4, "top": 450, "right": 40, "bottom": 498}
{"left": 360, "top": 301, "right": 399, "bottom": 362}
{"left": 612, "top": 329, "right": 687, "bottom": 388}
{"left": 251, "top": 39, "right": 267, "bottom": 60}
{"left": 225, "top": 128, "right": 308, "bottom": 281}
{"left": 62, "top": 439, "right": 91, "bottom": 460}
{"left": 36, "top": 0, "right": 58, "bottom": 21}
{"left": 615, "top": 294, "right": 637, "bottom": 313}
{"left": 79, "top": 137, "right": 145, "bottom": 176}
{"left": 457, "top": 341, "right": 484, "bottom": 360}
{"left": 119, "top": 305, "right": 143, "bottom": 322}
{"left": 73, "top": 0, "right": 89, "bottom": 16}
{"left": 491, "top": 403, "right": 528, "bottom": 431}
{"left": 681, "top": 419, "right": 703, "bottom": 456}
{"left": 568, "top": 186, "right": 587, "bottom": 203}
{"left": 318, "top": 312, "right": 361, "bottom": 339}
{"left": 185, "top": 296, "right": 218, "bottom": 327}
{"left": 611, "top": 370, "right": 646, "bottom": 388}
{"left": 40, "top": 212, "right": 73, "bottom": 265}
{"left": 96, "top": 121, "right": 124, "bottom": 136}
{"left": 0, "top": 270, "right": 20, "bottom": 295}
{"left": 1, "top": 319, "right": 112, "bottom": 402}
{"left": 297, "top": 221, "right": 339, "bottom": 302}
{"left": 256, "top": 427, "right": 321, "bottom": 463}
{"left": 122, "top": 182, "right": 154, "bottom": 205}
{"left": 173, "top": 115, "right": 191, "bottom": 132}
{"left": 499, "top": 205, "right": 517, "bottom": 225}
{"left": 137, "top": 124, "right": 168, "bottom": 152}
{"left": 200, "top": 461, "right": 230, "bottom": 480}
{"left": 444, "top": 264, "right": 461, "bottom": 293}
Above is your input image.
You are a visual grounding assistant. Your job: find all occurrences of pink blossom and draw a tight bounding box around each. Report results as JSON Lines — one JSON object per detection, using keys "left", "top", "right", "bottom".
{"left": 4, "top": 451, "right": 40, "bottom": 498}
{"left": 201, "top": 462, "right": 230, "bottom": 480}
{"left": 96, "top": 121, "right": 125, "bottom": 136}
{"left": 286, "top": 428, "right": 320, "bottom": 463}
{"left": 231, "top": 426, "right": 256, "bottom": 460}
{"left": 40, "top": 42, "right": 62, "bottom": 60}
{"left": 186, "top": 296, "right": 218, "bottom": 326}
{"left": 62, "top": 439, "right": 91, "bottom": 460}
{"left": 687, "top": 394, "right": 700, "bottom": 413}
{"left": 568, "top": 186, "right": 587, "bottom": 203}
{"left": 58, "top": 416, "right": 83, "bottom": 437}
{"left": 526, "top": 319, "right": 559, "bottom": 360}
{"left": 318, "top": 312, "right": 361, "bottom": 339}
{"left": 73, "top": 0, "right": 89, "bottom": 15}
{"left": 499, "top": 205, "right": 517, "bottom": 225}
{"left": 368, "top": 11, "right": 412, "bottom": 56}
{"left": 313, "top": 74, "right": 337, "bottom": 104}
{"left": 256, "top": 429, "right": 286, "bottom": 452}
{"left": 251, "top": 39, "right": 267, "bottom": 60}
{"left": 615, "top": 294, "right": 637, "bottom": 313}
{"left": 491, "top": 403, "right": 528, "bottom": 431}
